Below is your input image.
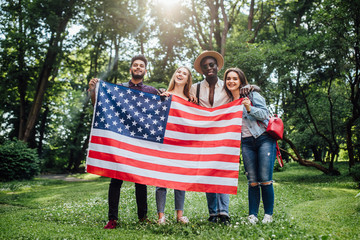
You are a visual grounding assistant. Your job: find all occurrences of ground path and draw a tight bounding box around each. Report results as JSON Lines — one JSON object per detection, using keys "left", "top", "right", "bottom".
{"left": 38, "top": 174, "right": 88, "bottom": 182}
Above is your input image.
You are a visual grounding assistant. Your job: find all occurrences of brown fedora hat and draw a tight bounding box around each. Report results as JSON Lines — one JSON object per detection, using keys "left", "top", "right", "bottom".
{"left": 194, "top": 50, "right": 224, "bottom": 74}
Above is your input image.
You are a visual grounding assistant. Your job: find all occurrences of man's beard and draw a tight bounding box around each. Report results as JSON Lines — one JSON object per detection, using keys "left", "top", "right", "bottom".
{"left": 131, "top": 70, "right": 145, "bottom": 80}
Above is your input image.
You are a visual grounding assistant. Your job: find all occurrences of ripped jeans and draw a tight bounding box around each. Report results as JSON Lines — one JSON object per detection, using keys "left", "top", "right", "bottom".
{"left": 241, "top": 133, "right": 276, "bottom": 217}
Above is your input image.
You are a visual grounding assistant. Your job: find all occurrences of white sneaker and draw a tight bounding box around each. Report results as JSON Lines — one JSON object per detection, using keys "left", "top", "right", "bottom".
{"left": 177, "top": 216, "right": 189, "bottom": 224}
{"left": 248, "top": 214, "right": 259, "bottom": 224}
{"left": 157, "top": 216, "right": 166, "bottom": 224}
{"left": 262, "top": 214, "right": 273, "bottom": 224}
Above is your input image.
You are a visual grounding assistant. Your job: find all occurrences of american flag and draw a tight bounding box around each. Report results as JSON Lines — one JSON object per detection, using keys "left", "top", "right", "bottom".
{"left": 86, "top": 80, "right": 243, "bottom": 194}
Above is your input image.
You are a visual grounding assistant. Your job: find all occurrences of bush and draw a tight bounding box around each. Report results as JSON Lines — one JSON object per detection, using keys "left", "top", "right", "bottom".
{"left": 0, "top": 139, "right": 41, "bottom": 181}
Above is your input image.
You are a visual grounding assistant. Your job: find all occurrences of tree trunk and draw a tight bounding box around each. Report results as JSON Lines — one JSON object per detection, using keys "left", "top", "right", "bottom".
{"left": 22, "top": 46, "right": 53, "bottom": 142}
{"left": 346, "top": 68, "right": 360, "bottom": 168}
{"left": 347, "top": 4, "right": 360, "bottom": 167}
{"left": 327, "top": 77, "right": 340, "bottom": 161}
{"left": 112, "top": 36, "right": 120, "bottom": 83}
{"left": 17, "top": 0, "right": 28, "bottom": 140}
{"left": 248, "top": 0, "right": 255, "bottom": 31}
{"left": 311, "top": 146, "right": 322, "bottom": 162}
{"left": 346, "top": 118, "right": 356, "bottom": 167}
{"left": 282, "top": 136, "right": 340, "bottom": 175}
{"left": 213, "top": 1, "right": 222, "bottom": 52}
{"left": 329, "top": 152, "right": 335, "bottom": 172}
{"left": 219, "top": 0, "right": 229, "bottom": 56}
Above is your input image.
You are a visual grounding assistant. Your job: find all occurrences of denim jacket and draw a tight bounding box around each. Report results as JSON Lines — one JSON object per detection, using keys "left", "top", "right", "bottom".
{"left": 242, "top": 91, "right": 269, "bottom": 138}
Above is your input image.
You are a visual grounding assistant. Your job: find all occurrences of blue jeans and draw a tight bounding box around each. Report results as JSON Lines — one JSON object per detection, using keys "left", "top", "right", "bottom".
{"left": 206, "top": 193, "right": 230, "bottom": 217}
{"left": 156, "top": 187, "right": 185, "bottom": 213}
{"left": 241, "top": 133, "right": 276, "bottom": 217}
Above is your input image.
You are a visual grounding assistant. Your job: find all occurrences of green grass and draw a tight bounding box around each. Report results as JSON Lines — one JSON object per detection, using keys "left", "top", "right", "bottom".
{"left": 0, "top": 163, "right": 359, "bottom": 239}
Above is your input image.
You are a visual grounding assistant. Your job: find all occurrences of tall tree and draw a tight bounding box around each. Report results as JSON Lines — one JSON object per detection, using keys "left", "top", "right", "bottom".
{"left": 316, "top": 0, "right": 360, "bottom": 167}
{"left": 20, "top": 0, "right": 80, "bottom": 142}
{"left": 0, "top": 0, "right": 42, "bottom": 141}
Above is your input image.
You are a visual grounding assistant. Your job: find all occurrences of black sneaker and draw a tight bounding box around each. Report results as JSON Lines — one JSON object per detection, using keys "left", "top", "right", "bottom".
{"left": 219, "top": 215, "right": 230, "bottom": 225}
{"left": 207, "top": 216, "right": 218, "bottom": 223}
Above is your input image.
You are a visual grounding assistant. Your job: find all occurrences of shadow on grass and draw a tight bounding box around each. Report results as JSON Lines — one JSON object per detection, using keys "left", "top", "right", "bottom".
{"left": 274, "top": 163, "right": 355, "bottom": 188}
{"left": 142, "top": 220, "right": 232, "bottom": 238}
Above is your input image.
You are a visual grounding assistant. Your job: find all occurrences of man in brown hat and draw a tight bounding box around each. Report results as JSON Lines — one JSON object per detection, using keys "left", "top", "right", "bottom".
{"left": 191, "top": 50, "right": 229, "bottom": 107}
{"left": 190, "top": 50, "right": 231, "bottom": 225}
{"left": 191, "top": 50, "right": 259, "bottom": 225}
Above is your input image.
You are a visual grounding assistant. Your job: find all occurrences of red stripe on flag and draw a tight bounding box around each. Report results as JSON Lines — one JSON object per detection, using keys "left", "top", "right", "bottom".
{"left": 166, "top": 122, "right": 242, "bottom": 135}
{"left": 88, "top": 150, "right": 239, "bottom": 178}
{"left": 90, "top": 135, "right": 240, "bottom": 163}
{"left": 86, "top": 165, "right": 238, "bottom": 194}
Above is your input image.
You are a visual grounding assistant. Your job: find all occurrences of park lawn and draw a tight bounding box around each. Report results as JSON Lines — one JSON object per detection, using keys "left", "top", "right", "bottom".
{"left": 0, "top": 163, "right": 359, "bottom": 240}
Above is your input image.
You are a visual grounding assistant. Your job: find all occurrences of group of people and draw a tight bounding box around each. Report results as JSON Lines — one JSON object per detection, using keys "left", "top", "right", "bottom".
{"left": 88, "top": 51, "right": 277, "bottom": 228}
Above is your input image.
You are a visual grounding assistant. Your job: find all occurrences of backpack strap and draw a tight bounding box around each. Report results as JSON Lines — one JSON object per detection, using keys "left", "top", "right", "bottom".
{"left": 196, "top": 83, "right": 200, "bottom": 105}
{"left": 276, "top": 141, "right": 284, "bottom": 167}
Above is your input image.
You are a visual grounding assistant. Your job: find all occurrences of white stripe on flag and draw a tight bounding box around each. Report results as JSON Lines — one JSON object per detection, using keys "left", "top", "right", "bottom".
{"left": 167, "top": 115, "right": 242, "bottom": 128}
{"left": 86, "top": 157, "right": 238, "bottom": 186}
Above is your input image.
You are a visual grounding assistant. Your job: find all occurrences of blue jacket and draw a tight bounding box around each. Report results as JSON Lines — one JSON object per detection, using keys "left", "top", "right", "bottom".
{"left": 242, "top": 91, "right": 269, "bottom": 138}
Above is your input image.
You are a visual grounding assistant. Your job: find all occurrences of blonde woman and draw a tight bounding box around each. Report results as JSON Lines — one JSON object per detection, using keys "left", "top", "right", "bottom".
{"left": 156, "top": 66, "right": 192, "bottom": 224}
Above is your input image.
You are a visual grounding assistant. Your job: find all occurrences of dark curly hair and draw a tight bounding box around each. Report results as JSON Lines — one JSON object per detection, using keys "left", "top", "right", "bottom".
{"left": 130, "top": 54, "right": 148, "bottom": 68}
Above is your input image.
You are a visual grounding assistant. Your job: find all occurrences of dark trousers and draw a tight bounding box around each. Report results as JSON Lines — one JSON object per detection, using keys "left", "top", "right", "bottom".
{"left": 108, "top": 178, "right": 148, "bottom": 220}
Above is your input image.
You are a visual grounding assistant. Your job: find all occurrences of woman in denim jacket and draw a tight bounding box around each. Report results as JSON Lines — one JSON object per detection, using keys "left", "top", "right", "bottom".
{"left": 223, "top": 68, "right": 276, "bottom": 224}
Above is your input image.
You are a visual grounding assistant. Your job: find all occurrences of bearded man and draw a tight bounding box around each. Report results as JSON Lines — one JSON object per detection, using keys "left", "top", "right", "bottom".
{"left": 88, "top": 55, "right": 158, "bottom": 229}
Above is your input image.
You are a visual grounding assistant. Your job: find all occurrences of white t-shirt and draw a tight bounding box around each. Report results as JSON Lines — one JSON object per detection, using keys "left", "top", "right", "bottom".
{"left": 190, "top": 79, "right": 230, "bottom": 108}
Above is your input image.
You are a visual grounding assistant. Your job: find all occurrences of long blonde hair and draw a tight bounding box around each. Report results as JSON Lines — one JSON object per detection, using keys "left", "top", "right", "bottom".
{"left": 167, "top": 66, "right": 192, "bottom": 99}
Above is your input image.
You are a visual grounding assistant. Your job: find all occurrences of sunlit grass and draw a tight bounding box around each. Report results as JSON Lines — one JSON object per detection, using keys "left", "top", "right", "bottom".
{"left": 0, "top": 163, "right": 359, "bottom": 239}
{"left": 69, "top": 173, "right": 103, "bottom": 180}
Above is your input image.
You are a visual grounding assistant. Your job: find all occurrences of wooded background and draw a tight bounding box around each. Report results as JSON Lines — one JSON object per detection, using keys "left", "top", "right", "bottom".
{"left": 0, "top": 0, "right": 359, "bottom": 175}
